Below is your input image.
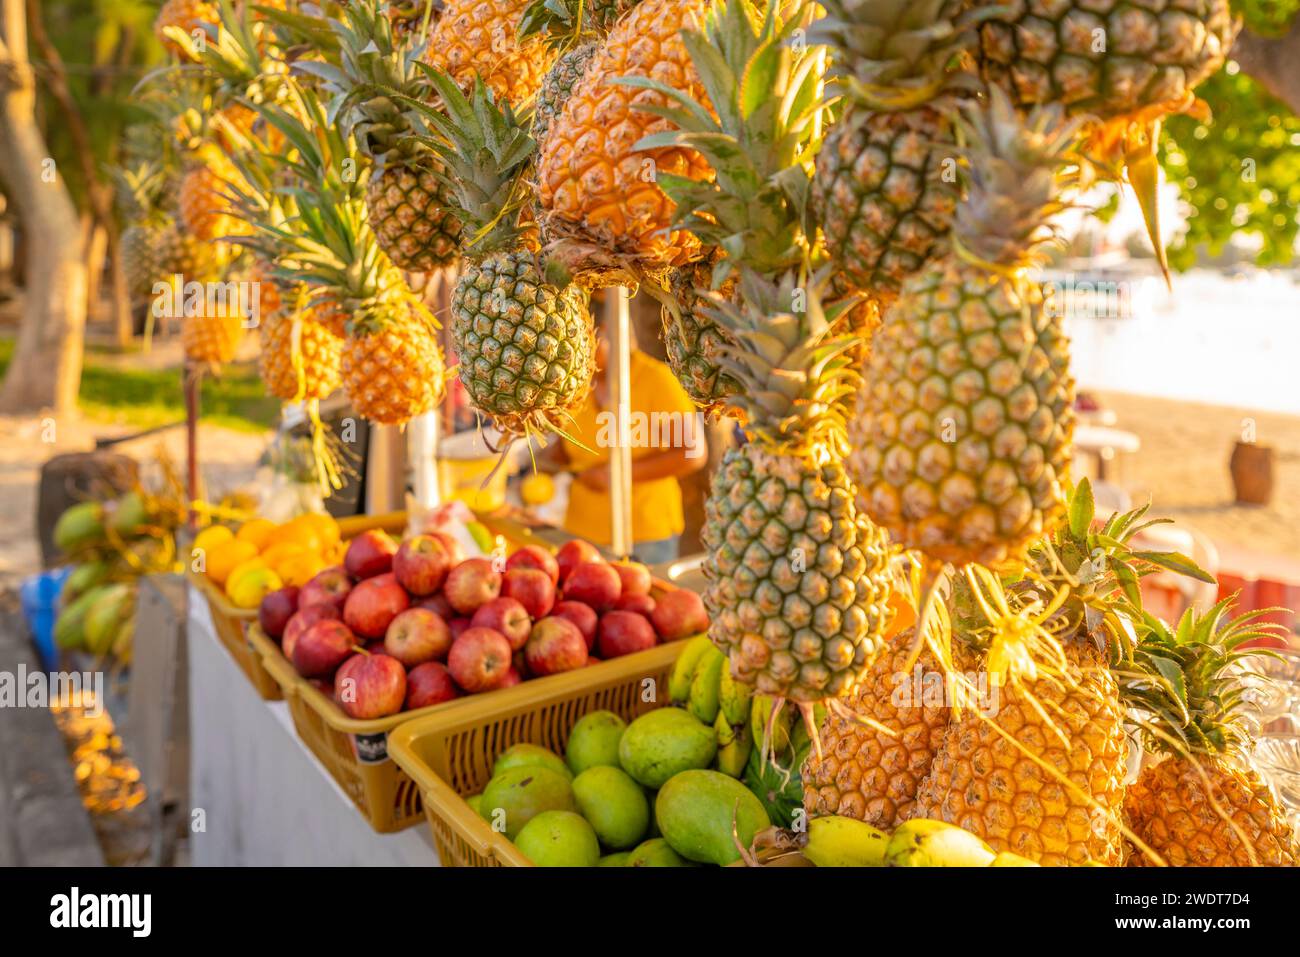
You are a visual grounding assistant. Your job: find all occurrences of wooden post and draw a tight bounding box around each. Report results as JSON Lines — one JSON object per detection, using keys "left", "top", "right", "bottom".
{"left": 183, "top": 362, "right": 199, "bottom": 528}
{"left": 606, "top": 287, "right": 633, "bottom": 558}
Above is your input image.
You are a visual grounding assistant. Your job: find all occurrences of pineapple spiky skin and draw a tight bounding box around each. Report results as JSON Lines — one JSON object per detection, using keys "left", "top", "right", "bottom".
{"left": 913, "top": 641, "right": 1130, "bottom": 867}
{"left": 662, "top": 261, "right": 739, "bottom": 414}
{"left": 702, "top": 445, "right": 893, "bottom": 704}
{"left": 532, "top": 43, "right": 600, "bottom": 150}
{"left": 154, "top": 0, "right": 219, "bottom": 60}
{"left": 343, "top": 304, "right": 444, "bottom": 425}
{"left": 259, "top": 309, "right": 344, "bottom": 402}
{"left": 815, "top": 106, "right": 961, "bottom": 302}
{"left": 122, "top": 224, "right": 165, "bottom": 299}
{"left": 850, "top": 265, "right": 1075, "bottom": 568}
{"left": 538, "top": 0, "right": 713, "bottom": 274}
{"left": 451, "top": 250, "right": 594, "bottom": 434}
{"left": 182, "top": 312, "right": 245, "bottom": 366}
{"left": 156, "top": 222, "right": 221, "bottom": 282}
{"left": 1126, "top": 755, "right": 1299, "bottom": 867}
{"left": 366, "top": 162, "right": 463, "bottom": 273}
{"left": 978, "top": 0, "right": 1238, "bottom": 122}
{"left": 801, "top": 629, "right": 969, "bottom": 830}
{"left": 423, "top": 0, "right": 555, "bottom": 105}
{"left": 179, "top": 157, "right": 246, "bottom": 244}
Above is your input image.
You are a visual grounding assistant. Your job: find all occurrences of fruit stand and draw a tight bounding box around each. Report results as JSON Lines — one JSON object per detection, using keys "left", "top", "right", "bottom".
{"left": 39, "top": 0, "right": 1297, "bottom": 872}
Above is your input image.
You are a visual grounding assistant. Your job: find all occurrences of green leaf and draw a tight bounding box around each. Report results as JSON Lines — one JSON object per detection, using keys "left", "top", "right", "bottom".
{"left": 1132, "top": 551, "right": 1217, "bottom": 584}
{"left": 1069, "top": 477, "right": 1094, "bottom": 538}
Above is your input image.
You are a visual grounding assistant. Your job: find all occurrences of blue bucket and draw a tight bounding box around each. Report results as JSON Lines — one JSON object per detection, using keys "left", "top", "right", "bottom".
{"left": 19, "top": 567, "right": 72, "bottom": 672}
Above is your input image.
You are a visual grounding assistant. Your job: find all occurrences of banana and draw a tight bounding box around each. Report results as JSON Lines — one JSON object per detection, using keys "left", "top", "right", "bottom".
{"left": 989, "top": 851, "right": 1040, "bottom": 867}
{"left": 801, "top": 816, "right": 889, "bottom": 867}
{"left": 714, "top": 710, "right": 752, "bottom": 777}
{"left": 885, "top": 819, "right": 997, "bottom": 867}
{"left": 718, "top": 664, "right": 753, "bottom": 726}
{"left": 668, "top": 635, "right": 715, "bottom": 704}
{"left": 749, "top": 694, "right": 791, "bottom": 756}
{"left": 687, "top": 646, "right": 725, "bottom": 724}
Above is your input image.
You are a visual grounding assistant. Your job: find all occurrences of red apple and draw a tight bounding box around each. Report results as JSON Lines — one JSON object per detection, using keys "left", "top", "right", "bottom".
{"left": 614, "top": 593, "right": 656, "bottom": 617}
{"left": 650, "top": 588, "right": 709, "bottom": 641}
{"left": 506, "top": 545, "right": 560, "bottom": 585}
{"left": 501, "top": 567, "right": 556, "bottom": 619}
{"left": 524, "top": 616, "right": 589, "bottom": 676}
{"left": 563, "top": 561, "right": 622, "bottom": 611}
{"left": 557, "top": 539, "right": 603, "bottom": 583}
{"left": 283, "top": 603, "right": 340, "bottom": 661}
{"left": 299, "top": 565, "right": 352, "bottom": 613}
{"left": 448, "top": 617, "right": 472, "bottom": 641}
{"left": 471, "top": 597, "right": 531, "bottom": 651}
{"left": 417, "top": 593, "right": 455, "bottom": 619}
{"left": 405, "top": 662, "right": 460, "bottom": 709}
{"left": 444, "top": 557, "right": 502, "bottom": 615}
{"left": 447, "top": 627, "right": 513, "bottom": 693}
{"left": 258, "top": 585, "right": 299, "bottom": 639}
{"left": 597, "top": 610, "right": 657, "bottom": 659}
{"left": 499, "top": 667, "right": 523, "bottom": 688}
{"left": 344, "top": 528, "right": 398, "bottom": 580}
{"left": 343, "top": 572, "right": 410, "bottom": 639}
{"left": 292, "top": 619, "right": 357, "bottom": 679}
{"left": 612, "top": 560, "right": 652, "bottom": 596}
{"left": 393, "top": 534, "right": 452, "bottom": 596}
{"left": 430, "top": 530, "right": 464, "bottom": 565}
{"left": 384, "top": 607, "right": 452, "bottom": 667}
{"left": 551, "top": 600, "right": 598, "bottom": 651}
{"left": 335, "top": 652, "right": 407, "bottom": 719}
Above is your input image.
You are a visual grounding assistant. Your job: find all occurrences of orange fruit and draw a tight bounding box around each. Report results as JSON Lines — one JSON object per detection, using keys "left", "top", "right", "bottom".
{"left": 204, "top": 538, "right": 259, "bottom": 585}
{"left": 236, "top": 517, "right": 276, "bottom": 550}
{"left": 226, "top": 564, "right": 283, "bottom": 609}
{"left": 299, "top": 512, "right": 341, "bottom": 549}
{"left": 266, "top": 515, "right": 325, "bottom": 554}
{"left": 275, "top": 551, "right": 327, "bottom": 588}
{"left": 260, "top": 541, "right": 307, "bottom": 568}
{"left": 193, "top": 525, "right": 234, "bottom": 554}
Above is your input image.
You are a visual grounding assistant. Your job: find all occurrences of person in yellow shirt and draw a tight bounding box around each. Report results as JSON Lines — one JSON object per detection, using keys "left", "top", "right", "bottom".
{"left": 551, "top": 328, "right": 708, "bottom": 566}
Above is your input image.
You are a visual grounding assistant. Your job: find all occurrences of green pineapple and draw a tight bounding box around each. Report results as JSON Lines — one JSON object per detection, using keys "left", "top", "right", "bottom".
{"left": 621, "top": 0, "right": 826, "bottom": 414}
{"left": 531, "top": 42, "right": 600, "bottom": 149}
{"left": 414, "top": 70, "right": 594, "bottom": 438}
{"left": 849, "top": 88, "right": 1083, "bottom": 569}
{"left": 810, "top": 0, "right": 984, "bottom": 305}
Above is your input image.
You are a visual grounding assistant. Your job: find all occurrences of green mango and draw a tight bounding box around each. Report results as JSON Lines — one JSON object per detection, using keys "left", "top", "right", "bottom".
{"left": 109, "top": 490, "right": 150, "bottom": 538}
{"left": 492, "top": 743, "right": 573, "bottom": 782}
{"left": 598, "top": 852, "right": 631, "bottom": 867}
{"left": 618, "top": 707, "right": 717, "bottom": 789}
{"left": 54, "top": 501, "right": 105, "bottom": 554}
{"left": 655, "top": 769, "right": 770, "bottom": 866}
{"left": 63, "top": 560, "right": 110, "bottom": 603}
{"left": 479, "top": 766, "right": 575, "bottom": 840}
{"left": 83, "top": 583, "right": 134, "bottom": 656}
{"left": 54, "top": 586, "right": 105, "bottom": 650}
{"left": 565, "top": 710, "right": 626, "bottom": 774}
{"left": 626, "top": 837, "right": 691, "bottom": 867}
{"left": 572, "top": 765, "right": 650, "bottom": 850}
{"left": 514, "top": 811, "right": 600, "bottom": 867}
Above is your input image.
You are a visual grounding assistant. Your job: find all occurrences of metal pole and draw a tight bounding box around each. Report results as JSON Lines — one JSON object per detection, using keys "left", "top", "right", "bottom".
{"left": 408, "top": 410, "right": 440, "bottom": 510}
{"left": 606, "top": 287, "right": 633, "bottom": 558}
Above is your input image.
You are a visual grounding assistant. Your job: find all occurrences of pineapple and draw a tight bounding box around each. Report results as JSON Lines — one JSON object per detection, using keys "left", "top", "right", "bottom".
{"left": 155, "top": 0, "right": 219, "bottom": 60}
{"left": 624, "top": 0, "right": 826, "bottom": 412}
{"left": 1124, "top": 599, "right": 1299, "bottom": 867}
{"left": 182, "top": 308, "right": 245, "bottom": 365}
{"left": 156, "top": 221, "right": 222, "bottom": 282}
{"left": 531, "top": 42, "right": 600, "bottom": 149}
{"left": 122, "top": 224, "right": 166, "bottom": 299}
{"left": 701, "top": 269, "right": 894, "bottom": 733}
{"left": 423, "top": 0, "right": 555, "bottom": 105}
{"left": 256, "top": 276, "right": 344, "bottom": 402}
{"left": 849, "top": 89, "right": 1082, "bottom": 570}
{"left": 802, "top": 627, "right": 972, "bottom": 830}
{"left": 329, "top": 1, "right": 463, "bottom": 272}
{"left": 178, "top": 149, "right": 248, "bottom": 244}
{"left": 811, "top": 0, "right": 981, "bottom": 304}
{"left": 537, "top": 0, "right": 713, "bottom": 280}
{"left": 415, "top": 71, "right": 594, "bottom": 437}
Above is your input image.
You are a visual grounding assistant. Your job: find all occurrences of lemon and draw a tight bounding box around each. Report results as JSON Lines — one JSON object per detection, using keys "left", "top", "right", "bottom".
{"left": 203, "top": 538, "right": 259, "bottom": 586}
{"left": 192, "top": 524, "right": 234, "bottom": 555}
{"left": 226, "top": 565, "right": 283, "bottom": 609}
{"left": 521, "top": 472, "right": 555, "bottom": 506}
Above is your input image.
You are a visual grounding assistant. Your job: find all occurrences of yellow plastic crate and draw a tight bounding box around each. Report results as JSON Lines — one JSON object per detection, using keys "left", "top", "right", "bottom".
{"left": 387, "top": 640, "right": 687, "bottom": 866}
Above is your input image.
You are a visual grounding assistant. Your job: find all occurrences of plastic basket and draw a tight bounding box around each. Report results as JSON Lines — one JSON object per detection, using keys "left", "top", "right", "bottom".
{"left": 387, "top": 640, "right": 686, "bottom": 866}
{"left": 189, "top": 569, "right": 282, "bottom": 700}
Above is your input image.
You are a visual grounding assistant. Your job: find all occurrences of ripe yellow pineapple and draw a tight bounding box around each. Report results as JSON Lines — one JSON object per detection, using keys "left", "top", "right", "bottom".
{"left": 423, "top": 0, "right": 554, "bottom": 105}
{"left": 155, "top": 0, "right": 219, "bottom": 60}
{"left": 182, "top": 309, "right": 245, "bottom": 365}
{"left": 537, "top": 0, "right": 713, "bottom": 278}
{"left": 1124, "top": 600, "right": 1299, "bottom": 867}
{"left": 342, "top": 299, "right": 444, "bottom": 425}
{"left": 179, "top": 151, "right": 248, "bottom": 244}
{"left": 257, "top": 285, "right": 343, "bottom": 402}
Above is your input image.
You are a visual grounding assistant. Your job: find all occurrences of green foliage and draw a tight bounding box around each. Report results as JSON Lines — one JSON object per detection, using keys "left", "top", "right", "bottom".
{"left": 1231, "top": 0, "right": 1300, "bottom": 35}
{"left": 1163, "top": 66, "right": 1300, "bottom": 269}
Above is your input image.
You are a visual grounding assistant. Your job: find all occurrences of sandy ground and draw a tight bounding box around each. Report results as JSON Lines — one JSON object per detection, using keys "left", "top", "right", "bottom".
{"left": 0, "top": 412, "right": 268, "bottom": 585}
{"left": 1096, "top": 391, "right": 1300, "bottom": 565}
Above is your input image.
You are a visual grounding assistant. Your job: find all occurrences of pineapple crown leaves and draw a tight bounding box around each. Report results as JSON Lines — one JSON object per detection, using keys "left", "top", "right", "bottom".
{"left": 1121, "top": 596, "right": 1288, "bottom": 759}
{"left": 401, "top": 68, "right": 536, "bottom": 254}
{"left": 617, "top": 0, "right": 825, "bottom": 279}
{"left": 809, "top": 0, "right": 990, "bottom": 110}
{"left": 950, "top": 86, "right": 1093, "bottom": 272}
{"left": 189, "top": 0, "right": 289, "bottom": 101}
{"left": 707, "top": 265, "right": 861, "bottom": 455}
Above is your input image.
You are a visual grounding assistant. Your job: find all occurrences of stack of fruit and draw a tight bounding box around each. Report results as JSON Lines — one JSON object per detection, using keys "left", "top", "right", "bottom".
{"left": 193, "top": 512, "right": 343, "bottom": 610}
{"left": 257, "top": 531, "right": 709, "bottom": 719}
{"left": 465, "top": 707, "right": 771, "bottom": 866}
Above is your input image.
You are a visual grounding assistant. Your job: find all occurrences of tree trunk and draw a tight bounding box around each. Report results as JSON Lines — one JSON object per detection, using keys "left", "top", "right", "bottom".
{"left": 84, "top": 216, "right": 107, "bottom": 327}
{"left": 108, "top": 220, "right": 132, "bottom": 347}
{"left": 0, "top": 0, "right": 86, "bottom": 416}
{"left": 1233, "top": 21, "right": 1300, "bottom": 115}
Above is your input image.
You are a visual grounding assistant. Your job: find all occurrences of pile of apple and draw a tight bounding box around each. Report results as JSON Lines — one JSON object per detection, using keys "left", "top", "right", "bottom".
{"left": 256, "top": 530, "right": 709, "bottom": 720}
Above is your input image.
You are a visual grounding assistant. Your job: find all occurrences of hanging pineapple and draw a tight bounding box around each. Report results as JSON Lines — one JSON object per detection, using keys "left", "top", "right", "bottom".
{"left": 422, "top": 0, "right": 555, "bottom": 105}
{"left": 849, "top": 89, "right": 1083, "bottom": 571}
{"left": 1124, "top": 599, "right": 1299, "bottom": 867}
{"left": 810, "top": 0, "right": 984, "bottom": 305}
{"left": 412, "top": 71, "right": 594, "bottom": 439}
{"left": 621, "top": 0, "right": 827, "bottom": 414}
{"left": 155, "top": 0, "right": 220, "bottom": 60}
{"left": 536, "top": 0, "right": 714, "bottom": 283}
{"left": 323, "top": 1, "right": 462, "bottom": 273}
